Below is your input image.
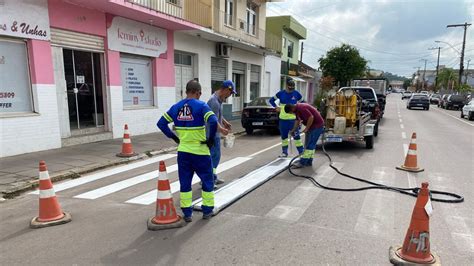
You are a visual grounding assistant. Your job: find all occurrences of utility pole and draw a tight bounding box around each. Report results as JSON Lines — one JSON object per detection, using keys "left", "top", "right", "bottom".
{"left": 429, "top": 47, "right": 442, "bottom": 88}
{"left": 420, "top": 59, "right": 427, "bottom": 89}
{"left": 465, "top": 59, "right": 471, "bottom": 85}
{"left": 447, "top": 22, "right": 471, "bottom": 86}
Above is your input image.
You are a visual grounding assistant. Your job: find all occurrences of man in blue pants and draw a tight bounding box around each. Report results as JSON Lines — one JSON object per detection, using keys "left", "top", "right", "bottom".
{"left": 207, "top": 80, "right": 236, "bottom": 186}
{"left": 269, "top": 78, "right": 304, "bottom": 157}
{"left": 157, "top": 80, "right": 218, "bottom": 222}
{"left": 285, "top": 103, "right": 325, "bottom": 168}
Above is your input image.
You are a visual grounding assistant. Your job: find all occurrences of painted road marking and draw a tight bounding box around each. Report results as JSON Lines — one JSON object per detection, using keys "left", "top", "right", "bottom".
{"left": 433, "top": 108, "right": 474, "bottom": 127}
{"left": 400, "top": 124, "right": 405, "bottom": 129}
{"left": 407, "top": 172, "right": 416, "bottom": 188}
{"left": 354, "top": 167, "right": 395, "bottom": 237}
{"left": 265, "top": 163, "right": 343, "bottom": 222}
{"left": 399, "top": 119, "right": 403, "bottom": 123}
{"left": 403, "top": 144, "right": 409, "bottom": 155}
{"left": 193, "top": 158, "right": 292, "bottom": 214}
{"left": 29, "top": 154, "right": 176, "bottom": 195}
{"left": 125, "top": 157, "right": 252, "bottom": 205}
{"left": 401, "top": 132, "right": 407, "bottom": 139}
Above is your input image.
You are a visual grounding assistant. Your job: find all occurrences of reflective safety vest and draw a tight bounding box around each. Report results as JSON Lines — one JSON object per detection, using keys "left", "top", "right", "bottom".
{"left": 163, "top": 99, "right": 216, "bottom": 155}
{"left": 271, "top": 90, "right": 303, "bottom": 120}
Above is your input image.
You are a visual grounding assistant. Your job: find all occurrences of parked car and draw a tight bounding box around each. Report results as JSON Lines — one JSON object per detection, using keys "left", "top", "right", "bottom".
{"left": 420, "top": 91, "right": 429, "bottom": 95}
{"left": 241, "top": 97, "right": 279, "bottom": 135}
{"left": 401, "top": 91, "right": 412, "bottom": 99}
{"left": 438, "top": 94, "right": 450, "bottom": 108}
{"left": 429, "top": 94, "right": 441, "bottom": 105}
{"left": 407, "top": 94, "right": 430, "bottom": 110}
{"left": 460, "top": 100, "right": 474, "bottom": 120}
{"left": 443, "top": 95, "right": 466, "bottom": 110}
{"left": 339, "top": 87, "right": 381, "bottom": 136}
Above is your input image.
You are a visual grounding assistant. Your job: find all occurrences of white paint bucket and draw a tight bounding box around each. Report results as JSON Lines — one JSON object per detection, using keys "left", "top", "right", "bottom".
{"left": 223, "top": 134, "right": 235, "bottom": 148}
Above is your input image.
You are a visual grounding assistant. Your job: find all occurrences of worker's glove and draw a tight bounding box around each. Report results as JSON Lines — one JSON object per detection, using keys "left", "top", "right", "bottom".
{"left": 201, "top": 138, "right": 215, "bottom": 149}
{"left": 171, "top": 135, "right": 180, "bottom": 144}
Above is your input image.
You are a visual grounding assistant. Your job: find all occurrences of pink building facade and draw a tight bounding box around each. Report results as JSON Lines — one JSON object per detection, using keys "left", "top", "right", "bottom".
{"left": 0, "top": 0, "right": 199, "bottom": 157}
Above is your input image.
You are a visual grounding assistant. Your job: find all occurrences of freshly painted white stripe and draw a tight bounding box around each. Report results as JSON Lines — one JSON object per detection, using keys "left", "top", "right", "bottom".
{"left": 193, "top": 158, "right": 291, "bottom": 213}
{"left": 123, "top": 138, "right": 131, "bottom": 144}
{"left": 125, "top": 157, "right": 252, "bottom": 205}
{"left": 354, "top": 167, "right": 395, "bottom": 236}
{"left": 265, "top": 163, "right": 343, "bottom": 222}
{"left": 406, "top": 172, "right": 416, "bottom": 188}
{"left": 399, "top": 119, "right": 403, "bottom": 123}
{"left": 30, "top": 154, "right": 176, "bottom": 195}
{"left": 39, "top": 188, "right": 56, "bottom": 198}
{"left": 400, "top": 124, "right": 405, "bottom": 129}
{"left": 403, "top": 144, "right": 409, "bottom": 155}
{"left": 434, "top": 108, "right": 474, "bottom": 127}
{"left": 157, "top": 190, "right": 172, "bottom": 199}
{"left": 407, "top": 149, "right": 417, "bottom": 155}
{"left": 74, "top": 164, "right": 178, "bottom": 200}
{"left": 401, "top": 132, "right": 407, "bottom": 139}
{"left": 39, "top": 171, "right": 50, "bottom": 180}
{"left": 248, "top": 142, "right": 281, "bottom": 157}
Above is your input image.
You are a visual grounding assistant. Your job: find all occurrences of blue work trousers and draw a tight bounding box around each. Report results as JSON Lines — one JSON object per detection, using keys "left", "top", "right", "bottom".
{"left": 301, "top": 127, "right": 324, "bottom": 166}
{"left": 279, "top": 119, "right": 304, "bottom": 155}
{"left": 178, "top": 151, "right": 214, "bottom": 217}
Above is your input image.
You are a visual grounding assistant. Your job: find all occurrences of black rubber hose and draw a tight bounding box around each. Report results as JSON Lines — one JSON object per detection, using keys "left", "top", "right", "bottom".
{"left": 287, "top": 130, "right": 464, "bottom": 203}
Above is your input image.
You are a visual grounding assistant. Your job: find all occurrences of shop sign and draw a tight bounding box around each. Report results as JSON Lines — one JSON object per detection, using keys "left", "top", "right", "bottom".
{"left": 0, "top": 0, "right": 50, "bottom": 40}
{"left": 108, "top": 17, "right": 167, "bottom": 58}
{"left": 120, "top": 55, "right": 153, "bottom": 107}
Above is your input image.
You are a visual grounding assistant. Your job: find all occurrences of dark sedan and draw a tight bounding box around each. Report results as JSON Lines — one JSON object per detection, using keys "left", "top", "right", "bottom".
{"left": 241, "top": 97, "right": 279, "bottom": 134}
{"left": 407, "top": 94, "right": 430, "bottom": 110}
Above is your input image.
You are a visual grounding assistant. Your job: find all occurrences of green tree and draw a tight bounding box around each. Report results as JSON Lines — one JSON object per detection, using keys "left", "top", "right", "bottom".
{"left": 403, "top": 79, "right": 412, "bottom": 89}
{"left": 318, "top": 44, "right": 368, "bottom": 86}
{"left": 437, "top": 68, "right": 458, "bottom": 91}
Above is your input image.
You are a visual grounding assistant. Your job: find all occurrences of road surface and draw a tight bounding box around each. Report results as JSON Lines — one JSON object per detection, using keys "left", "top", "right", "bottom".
{"left": 1, "top": 94, "right": 472, "bottom": 265}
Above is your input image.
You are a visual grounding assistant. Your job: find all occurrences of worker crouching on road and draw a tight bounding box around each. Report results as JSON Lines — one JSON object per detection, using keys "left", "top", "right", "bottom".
{"left": 285, "top": 103, "right": 325, "bottom": 168}
{"left": 157, "top": 80, "right": 218, "bottom": 222}
{"left": 207, "top": 80, "right": 236, "bottom": 186}
{"left": 269, "top": 78, "right": 304, "bottom": 158}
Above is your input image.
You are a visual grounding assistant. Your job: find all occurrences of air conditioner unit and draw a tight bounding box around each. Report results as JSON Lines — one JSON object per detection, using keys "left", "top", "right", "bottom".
{"left": 216, "top": 43, "right": 230, "bottom": 58}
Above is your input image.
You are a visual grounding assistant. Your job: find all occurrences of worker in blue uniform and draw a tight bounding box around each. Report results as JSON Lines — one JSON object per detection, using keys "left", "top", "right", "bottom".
{"left": 157, "top": 80, "right": 218, "bottom": 222}
{"left": 269, "top": 78, "right": 304, "bottom": 157}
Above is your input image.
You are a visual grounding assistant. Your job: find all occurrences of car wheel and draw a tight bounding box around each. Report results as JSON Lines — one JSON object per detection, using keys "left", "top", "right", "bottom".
{"left": 460, "top": 111, "right": 464, "bottom": 118}
{"left": 374, "top": 123, "right": 379, "bottom": 137}
{"left": 245, "top": 127, "right": 254, "bottom": 135}
{"left": 469, "top": 112, "right": 474, "bottom": 121}
{"left": 365, "top": 136, "right": 374, "bottom": 149}
{"left": 426, "top": 106, "right": 429, "bottom": 111}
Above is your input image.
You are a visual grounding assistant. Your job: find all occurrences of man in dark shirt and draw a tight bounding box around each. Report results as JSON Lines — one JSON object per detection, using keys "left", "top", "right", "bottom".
{"left": 285, "top": 103, "right": 325, "bottom": 168}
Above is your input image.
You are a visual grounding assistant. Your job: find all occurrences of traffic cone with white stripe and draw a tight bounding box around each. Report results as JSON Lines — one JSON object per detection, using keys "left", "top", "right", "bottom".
{"left": 117, "top": 124, "right": 137, "bottom": 157}
{"left": 389, "top": 182, "right": 440, "bottom": 265}
{"left": 30, "top": 161, "right": 71, "bottom": 229}
{"left": 396, "top": 132, "right": 424, "bottom": 172}
{"left": 147, "top": 161, "right": 186, "bottom": 230}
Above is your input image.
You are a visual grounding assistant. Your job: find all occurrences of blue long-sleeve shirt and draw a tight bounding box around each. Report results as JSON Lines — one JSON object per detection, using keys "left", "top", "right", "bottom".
{"left": 157, "top": 98, "right": 217, "bottom": 155}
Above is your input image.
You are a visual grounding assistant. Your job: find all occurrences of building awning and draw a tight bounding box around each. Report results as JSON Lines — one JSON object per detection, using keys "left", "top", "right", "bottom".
{"left": 289, "top": 76, "right": 305, "bottom": 82}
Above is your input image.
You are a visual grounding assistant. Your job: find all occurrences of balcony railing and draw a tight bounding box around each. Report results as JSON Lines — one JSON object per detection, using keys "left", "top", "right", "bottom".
{"left": 184, "top": 0, "right": 213, "bottom": 28}
{"left": 265, "top": 31, "right": 282, "bottom": 54}
{"left": 214, "top": 9, "right": 264, "bottom": 47}
{"left": 126, "top": 0, "right": 183, "bottom": 18}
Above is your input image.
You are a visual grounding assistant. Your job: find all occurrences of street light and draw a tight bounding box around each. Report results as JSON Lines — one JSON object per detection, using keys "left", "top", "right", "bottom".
{"left": 435, "top": 40, "right": 461, "bottom": 55}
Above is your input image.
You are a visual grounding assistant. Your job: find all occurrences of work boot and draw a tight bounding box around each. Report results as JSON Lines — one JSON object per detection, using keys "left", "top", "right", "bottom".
{"left": 278, "top": 152, "right": 288, "bottom": 158}
{"left": 184, "top": 216, "right": 193, "bottom": 223}
{"left": 215, "top": 177, "right": 225, "bottom": 185}
{"left": 203, "top": 211, "right": 214, "bottom": 220}
{"left": 291, "top": 161, "right": 306, "bottom": 169}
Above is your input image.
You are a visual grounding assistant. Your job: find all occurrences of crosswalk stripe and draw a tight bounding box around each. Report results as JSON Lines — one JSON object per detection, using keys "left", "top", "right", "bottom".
{"left": 265, "top": 163, "right": 343, "bottom": 222}
{"left": 125, "top": 157, "right": 252, "bottom": 205}
{"left": 29, "top": 154, "right": 176, "bottom": 195}
{"left": 354, "top": 167, "right": 395, "bottom": 237}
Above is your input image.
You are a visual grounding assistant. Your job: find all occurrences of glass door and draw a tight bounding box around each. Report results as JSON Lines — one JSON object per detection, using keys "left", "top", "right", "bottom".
{"left": 63, "top": 49, "right": 104, "bottom": 130}
{"left": 232, "top": 73, "right": 243, "bottom": 112}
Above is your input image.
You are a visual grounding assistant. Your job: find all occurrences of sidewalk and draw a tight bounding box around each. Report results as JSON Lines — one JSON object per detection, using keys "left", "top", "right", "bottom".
{"left": 0, "top": 120, "right": 244, "bottom": 199}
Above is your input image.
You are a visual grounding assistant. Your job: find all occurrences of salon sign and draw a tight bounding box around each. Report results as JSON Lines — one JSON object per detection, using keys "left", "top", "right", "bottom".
{"left": 0, "top": 0, "right": 50, "bottom": 40}
{"left": 107, "top": 17, "right": 168, "bottom": 57}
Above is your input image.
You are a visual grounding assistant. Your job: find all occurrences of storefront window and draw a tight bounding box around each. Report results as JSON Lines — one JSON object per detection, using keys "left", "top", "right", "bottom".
{"left": 120, "top": 54, "right": 153, "bottom": 108}
{"left": 0, "top": 39, "right": 33, "bottom": 113}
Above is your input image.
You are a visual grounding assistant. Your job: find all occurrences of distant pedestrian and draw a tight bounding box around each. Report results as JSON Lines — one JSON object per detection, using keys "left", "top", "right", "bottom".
{"left": 269, "top": 78, "right": 304, "bottom": 158}
{"left": 207, "top": 80, "right": 236, "bottom": 186}
{"left": 157, "top": 80, "right": 218, "bottom": 221}
{"left": 285, "top": 103, "right": 325, "bottom": 168}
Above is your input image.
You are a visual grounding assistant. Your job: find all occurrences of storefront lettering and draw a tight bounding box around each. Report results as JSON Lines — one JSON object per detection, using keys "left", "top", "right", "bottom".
{"left": 0, "top": 92, "right": 15, "bottom": 108}
{"left": 10, "top": 21, "right": 48, "bottom": 38}
{"left": 117, "top": 28, "right": 162, "bottom": 47}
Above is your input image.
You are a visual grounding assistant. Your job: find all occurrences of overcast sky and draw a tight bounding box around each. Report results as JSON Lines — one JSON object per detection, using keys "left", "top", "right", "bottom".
{"left": 267, "top": 0, "right": 474, "bottom": 78}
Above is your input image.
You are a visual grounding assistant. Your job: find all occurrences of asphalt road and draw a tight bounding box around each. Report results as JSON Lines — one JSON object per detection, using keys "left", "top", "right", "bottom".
{"left": 1, "top": 94, "right": 472, "bottom": 265}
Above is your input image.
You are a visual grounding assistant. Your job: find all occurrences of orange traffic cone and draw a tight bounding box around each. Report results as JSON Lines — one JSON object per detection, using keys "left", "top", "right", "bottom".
{"left": 397, "top": 132, "right": 424, "bottom": 172}
{"left": 389, "top": 182, "right": 440, "bottom": 265}
{"left": 30, "top": 161, "right": 71, "bottom": 229}
{"left": 117, "top": 124, "right": 137, "bottom": 157}
{"left": 147, "top": 161, "right": 186, "bottom": 230}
